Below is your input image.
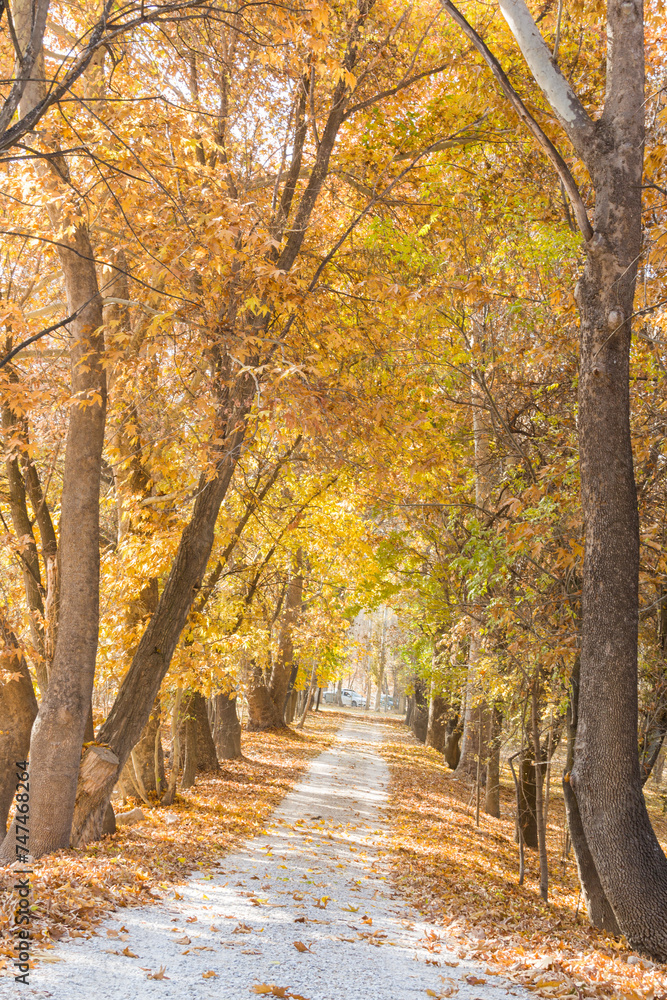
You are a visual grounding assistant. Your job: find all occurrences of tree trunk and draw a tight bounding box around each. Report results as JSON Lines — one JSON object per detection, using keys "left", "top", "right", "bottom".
{"left": 411, "top": 680, "right": 429, "bottom": 743}
{"left": 192, "top": 691, "right": 219, "bottom": 773}
{"left": 161, "top": 689, "right": 184, "bottom": 807}
{"left": 425, "top": 691, "right": 449, "bottom": 752}
{"left": 531, "top": 685, "right": 549, "bottom": 901}
{"left": 268, "top": 553, "right": 303, "bottom": 720}
{"left": 562, "top": 659, "right": 620, "bottom": 933}
{"left": 2, "top": 396, "right": 48, "bottom": 693}
{"left": 456, "top": 649, "right": 489, "bottom": 779}
{"left": 449, "top": 0, "right": 667, "bottom": 957}
{"left": 0, "top": 15, "right": 108, "bottom": 861}
{"left": 246, "top": 660, "right": 284, "bottom": 730}
{"left": 374, "top": 607, "right": 388, "bottom": 711}
{"left": 67, "top": 376, "right": 254, "bottom": 846}
{"left": 181, "top": 697, "right": 197, "bottom": 790}
{"left": 443, "top": 716, "right": 462, "bottom": 770}
{"left": 519, "top": 747, "right": 538, "bottom": 850}
{"left": 213, "top": 693, "right": 242, "bottom": 760}
{"left": 0, "top": 627, "right": 38, "bottom": 835}
{"left": 119, "top": 698, "right": 165, "bottom": 800}
{"left": 484, "top": 705, "right": 502, "bottom": 818}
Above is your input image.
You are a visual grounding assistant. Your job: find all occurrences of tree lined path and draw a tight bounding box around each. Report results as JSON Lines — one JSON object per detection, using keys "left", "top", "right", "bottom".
{"left": 1, "top": 720, "right": 532, "bottom": 1000}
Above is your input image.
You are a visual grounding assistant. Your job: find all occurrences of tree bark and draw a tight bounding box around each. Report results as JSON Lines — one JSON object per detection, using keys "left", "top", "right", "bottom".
{"left": 192, "top": 691, "right": 219, "bottom": 773}
{"left": 181, "top": 696, "right": 198, "bottom": 789}
{"left": 0, "top": 625, "right": 38, "bottom": 835}
{"left": 246, "top": 660, "right": 284, "bottom": 730}
{"left": 443, "top": 716, "right": 462, "bottom": 770}
{"left": 562, "top": 661, "right": 620, "bottom": 933}
{"left": 484, "top": 705, "right": 502, "bottom": 818}
{"left": 213, "top": 693, "right": 242, "bottom": 760}
{"left": 268, "top": 553, "right": 303, "bottom": 720}
{"left": 425, "top": 691, "right": 449, "bottom": 751}
{"left": 411, "top": 679, "right": 429, "bottom": 743}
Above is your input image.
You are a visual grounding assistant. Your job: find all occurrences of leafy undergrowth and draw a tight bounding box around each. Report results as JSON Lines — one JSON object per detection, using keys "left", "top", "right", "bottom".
{"left": 381, "top": 722, "right": 667, "bottom": 1000}
{"left": 0, "top": 712, "right": 339, "bottom": 974}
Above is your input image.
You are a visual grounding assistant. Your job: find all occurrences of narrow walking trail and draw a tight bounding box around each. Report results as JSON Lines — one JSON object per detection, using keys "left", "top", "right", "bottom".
{"left": 4, "top": 721, "right": 532, "bottom": 1000}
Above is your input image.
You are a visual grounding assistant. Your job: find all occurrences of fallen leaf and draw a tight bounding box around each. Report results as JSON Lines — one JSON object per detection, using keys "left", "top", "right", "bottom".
{"left": 122, "top": 946, "right": 138, "bottom": 958}
{"left": 465, "top": 976, "right": 486, "bottom": 985}
{"left": 175, "top": 936, "right": 191, "bottom": 945}
{"left": 294, "top": 941, "right": 311, "bottom": 953}
{"left": 202, "top": 970, "right": 217, "bottom": 979}
{"left": 147, "top": 966, "right": 169, "bottom": 980}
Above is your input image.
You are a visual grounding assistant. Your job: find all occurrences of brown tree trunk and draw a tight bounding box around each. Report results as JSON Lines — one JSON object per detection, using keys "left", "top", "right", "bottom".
{"left": 443, "top": 716, "right": 462, "bottom": 770}
{"left": 181, "top": 697, "right": 197, "bottom": 790}
{"left": 411, "top": 679, "right": 429, "bottom": 743}
{"left": 192, "top": 691, "right": 219, "bottom": 773}
{"left": 119, "top": 698, "right": 165, "bottom": 800}
{"left": 268, "top": 553, "right": 303, "bottom": 721}
{"left": 519, "top": 747, "right": 538, "bottom": 850}
{"left": 425, "top": 691, "right": 449, "bottom": 752}
{"left": 442, "top": 0, "right": 667, "bottom": 958}
{"left": 484, "top": 706, "right": 502, "bottom": 818}
{"left": 67, "top": 376, "right": 254, "bottom": 846}
{"left": 246, "top": 660, "right": 284, "bottom": 731}
{"left": 0, "top": 16, "right": 108, "bottom": 861}
{"left": 563, "top": 659, "right": 620, "bottom": 933}
{"left": 213, "top": 693, "right": 242, "bottom": 760}
{"left": 2, "top": 396, "right": 48, "bottom": 693}
{"left": 0, "top": 626, "right": 38, "bottom": 835}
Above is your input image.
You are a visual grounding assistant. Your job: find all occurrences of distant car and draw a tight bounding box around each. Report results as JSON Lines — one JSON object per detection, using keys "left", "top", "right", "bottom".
{"left": 340, "top": 688, "right": 365, "bottom": 708}
{"left": 322, "top": 690, "right": 337, "bottom": 704}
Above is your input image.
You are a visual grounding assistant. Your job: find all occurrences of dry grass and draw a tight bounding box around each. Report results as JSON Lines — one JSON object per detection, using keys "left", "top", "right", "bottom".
{"left": 0, "top": 711, "right": 339, "bottom": 973}
{"left": 380, "top": 720, "right": 667, "bottom": 1000}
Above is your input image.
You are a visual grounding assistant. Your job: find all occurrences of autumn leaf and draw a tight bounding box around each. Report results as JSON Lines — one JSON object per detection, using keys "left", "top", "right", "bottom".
{"left": 122, "top": 946, "right": 139, "bottom": 958}
{"left": 293, "top": 940, "right": 312, "bottom": 952}
{"left": 147, "top": 966, "right": 169, "bottom": 980}
{"left": 202, "top": 970, "right": 217, "bottom": 979}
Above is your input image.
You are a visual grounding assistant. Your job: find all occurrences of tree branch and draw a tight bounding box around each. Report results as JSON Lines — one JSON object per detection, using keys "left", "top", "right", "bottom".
{"left": 438, "top": 0, "right": 593, "bottom": 241}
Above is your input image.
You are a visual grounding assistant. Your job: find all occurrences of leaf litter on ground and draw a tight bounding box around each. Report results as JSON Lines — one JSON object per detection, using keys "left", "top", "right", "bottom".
{"left": 380, "top": 721, "right": 667, "bottom": 1000}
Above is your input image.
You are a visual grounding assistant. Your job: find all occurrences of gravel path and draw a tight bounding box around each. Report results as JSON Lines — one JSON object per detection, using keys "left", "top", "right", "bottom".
{"left": 2, "top": 720, "right": 530, "bottom": 1000}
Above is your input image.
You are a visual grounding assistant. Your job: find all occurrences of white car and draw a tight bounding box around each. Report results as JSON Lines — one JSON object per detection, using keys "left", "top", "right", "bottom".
{"left": 340, "top": 689, "right": 365, "bottom": 708}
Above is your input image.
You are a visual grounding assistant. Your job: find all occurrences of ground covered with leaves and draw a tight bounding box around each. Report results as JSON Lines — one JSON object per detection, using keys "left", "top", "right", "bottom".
{"left": 381, "top": 721, "right": 667, "bottom": 1000}
{"left": 0, "top": 713, "right": 338, "bottom": 974}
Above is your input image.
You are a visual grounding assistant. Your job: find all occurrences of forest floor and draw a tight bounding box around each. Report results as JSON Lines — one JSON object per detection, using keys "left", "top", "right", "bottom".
{"left": 0, "top": 713, "right": 665, "bottom": 999}
{"left": 381, "top": 720, "right": 667, "bottom": 1000}
{"left": 0, "top": 717, "right": 536, "bottom": 1000}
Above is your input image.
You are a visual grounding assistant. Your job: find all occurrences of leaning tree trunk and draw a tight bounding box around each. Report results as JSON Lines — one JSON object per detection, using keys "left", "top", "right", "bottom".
{"left": 67, "top": 375, "right": 254, "bottom": 847}
{"left": 0, "top": 626, "right": 38, "bottom": 834}
{"left": 213, "top": 693, "right": 242, "bottom": 760}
